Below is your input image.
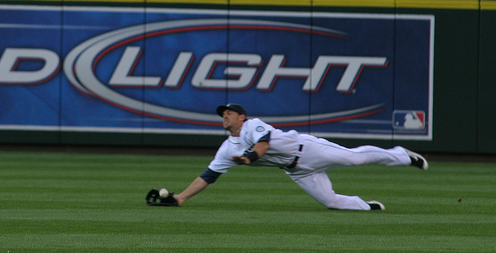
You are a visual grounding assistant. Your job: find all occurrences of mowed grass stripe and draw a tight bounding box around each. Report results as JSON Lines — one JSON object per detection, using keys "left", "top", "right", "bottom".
{"left": 1, "top": 234, "right": 494, "bottom": 252}
{"left": 2, "top": 221, "right": 496, "bottom": 240}
{"left": 1, "top": 151, "right": 495, "bottom": 252}
{"left": 2, "top": 208, "right": 495, "bottom": 224}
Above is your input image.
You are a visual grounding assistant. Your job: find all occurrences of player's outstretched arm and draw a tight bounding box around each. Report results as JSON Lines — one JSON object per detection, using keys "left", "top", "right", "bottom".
{"left": 173, "top": 177, "right": 209, "bottom": 206}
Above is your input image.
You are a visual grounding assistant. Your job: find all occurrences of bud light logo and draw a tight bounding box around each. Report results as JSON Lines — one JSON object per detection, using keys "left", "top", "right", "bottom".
{"left": 64, "top": 19, "right": 386, "bottom": 126}
{"left": 0, "top": 6, "right": 434, "bottom": 140}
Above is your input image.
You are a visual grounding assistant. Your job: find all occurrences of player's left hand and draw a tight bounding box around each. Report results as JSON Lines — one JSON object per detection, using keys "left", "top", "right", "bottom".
{"left": 146, "top": 189, "right": 179, "bottom": 206}
{"left": 232, "top": 155, "right": 250, "bottom": 165}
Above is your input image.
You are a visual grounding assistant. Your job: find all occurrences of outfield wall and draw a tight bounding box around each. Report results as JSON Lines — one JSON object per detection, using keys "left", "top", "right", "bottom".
{"left": 0, "top": 0, "right": 495, "bottom": 154}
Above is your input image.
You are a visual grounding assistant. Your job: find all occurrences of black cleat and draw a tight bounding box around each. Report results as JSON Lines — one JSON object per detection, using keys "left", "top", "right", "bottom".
{"left": 367, "top": 200, "right": 385, "bottom": 210}
{"left": 403, "top": 148, "right": 428, "bottom": 170}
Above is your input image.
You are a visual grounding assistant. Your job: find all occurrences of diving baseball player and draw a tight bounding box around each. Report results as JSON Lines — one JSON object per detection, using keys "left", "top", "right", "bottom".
{"left": 146, "top": 103, "right": 428, "bottom": 210}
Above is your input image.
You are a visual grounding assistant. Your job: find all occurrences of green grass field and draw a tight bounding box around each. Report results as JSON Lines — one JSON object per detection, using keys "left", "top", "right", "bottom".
{"left": 0, "top": 151, "right": 495, "bottom": 252}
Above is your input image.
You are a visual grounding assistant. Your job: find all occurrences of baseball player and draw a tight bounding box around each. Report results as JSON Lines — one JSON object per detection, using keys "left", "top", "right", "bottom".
{"left": 146, "top": 103, "right": 428, "bottom": 210}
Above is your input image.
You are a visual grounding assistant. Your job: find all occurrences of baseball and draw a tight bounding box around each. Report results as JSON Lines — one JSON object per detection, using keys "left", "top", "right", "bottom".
{"left": 159, "top": 188, "right": 169, "bottom": 197}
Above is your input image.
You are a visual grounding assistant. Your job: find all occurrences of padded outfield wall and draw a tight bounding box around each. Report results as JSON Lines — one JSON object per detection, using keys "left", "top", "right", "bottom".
{"left": 0, "top": 0, "right": 494, "bottom": 154}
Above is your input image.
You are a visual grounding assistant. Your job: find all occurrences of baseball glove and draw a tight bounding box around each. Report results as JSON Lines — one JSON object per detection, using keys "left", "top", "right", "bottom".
{"left": 145, "top": 189, "right": 179, "bottom": 207}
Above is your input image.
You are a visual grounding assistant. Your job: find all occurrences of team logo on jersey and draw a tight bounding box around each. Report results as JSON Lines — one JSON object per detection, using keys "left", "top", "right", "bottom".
{"left": 256, "top": 126, "right": 265, "bottom": 132}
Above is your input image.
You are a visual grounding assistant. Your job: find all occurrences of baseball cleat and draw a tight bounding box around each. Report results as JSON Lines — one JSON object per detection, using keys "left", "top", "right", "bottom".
{"left": 367, "top": 200, "right": 385, "bottom": 210}
{"left": 403, "top": 148, "right": 428, "bottom": 170}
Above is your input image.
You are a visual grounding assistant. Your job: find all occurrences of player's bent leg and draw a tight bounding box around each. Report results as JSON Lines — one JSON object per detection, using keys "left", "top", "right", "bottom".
{"left": 289, "top": 171, "right": 371, "bottom": 210}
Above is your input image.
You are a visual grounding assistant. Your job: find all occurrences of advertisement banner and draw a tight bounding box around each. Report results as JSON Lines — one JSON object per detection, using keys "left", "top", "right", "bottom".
{"left": 0, "top": 5, "right": 434, "bottom": 140}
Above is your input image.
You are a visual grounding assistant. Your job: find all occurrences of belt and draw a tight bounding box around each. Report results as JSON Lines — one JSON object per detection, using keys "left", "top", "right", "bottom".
{"left": 287, "top": 144, "right": 303, "bottom": 169}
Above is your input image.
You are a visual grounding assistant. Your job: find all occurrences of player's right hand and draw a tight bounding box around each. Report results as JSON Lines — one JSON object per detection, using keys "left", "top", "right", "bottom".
{"left": 232, "top": 155, "right": 250, "bottom": 165}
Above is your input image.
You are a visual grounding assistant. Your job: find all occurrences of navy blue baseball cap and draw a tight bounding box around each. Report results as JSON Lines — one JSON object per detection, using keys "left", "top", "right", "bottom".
{"left": 216, "top": 103, "right": 247, "bottom": 117}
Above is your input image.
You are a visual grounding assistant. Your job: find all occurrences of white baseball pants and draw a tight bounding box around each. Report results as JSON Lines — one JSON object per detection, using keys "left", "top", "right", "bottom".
{"left": 284, "top": 134, "right": 411, "bottom": 210}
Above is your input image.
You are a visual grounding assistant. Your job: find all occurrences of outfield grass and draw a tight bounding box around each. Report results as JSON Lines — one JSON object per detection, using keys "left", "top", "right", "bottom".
{"left": 0, "top": 151, "right": 495, "bottom": 252}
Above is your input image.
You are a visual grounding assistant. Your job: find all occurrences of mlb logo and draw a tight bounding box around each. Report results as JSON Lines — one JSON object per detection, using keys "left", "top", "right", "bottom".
{"left": 393, "top": 110, "right": 425, "bottom": 130}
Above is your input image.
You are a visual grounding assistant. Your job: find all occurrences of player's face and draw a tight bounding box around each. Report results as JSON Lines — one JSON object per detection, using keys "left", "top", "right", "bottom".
{"left": 222, "top": 109, "right": 245, "bottom": 134}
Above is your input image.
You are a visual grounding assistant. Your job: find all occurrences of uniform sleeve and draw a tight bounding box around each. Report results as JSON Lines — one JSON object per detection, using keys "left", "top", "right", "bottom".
{"left": 207, "top": 140, "right": 237, "bottom": 173}
{"left": 200, "top": 168, "right": 222, "bottom": 184}
{"left": 244, "top": 118, "right": 274, "bottom": 146}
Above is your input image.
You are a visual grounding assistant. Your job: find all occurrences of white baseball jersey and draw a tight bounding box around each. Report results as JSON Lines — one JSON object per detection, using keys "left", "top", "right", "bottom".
{"left": 208, "top": 118, "right": 301, "bottom": 173}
